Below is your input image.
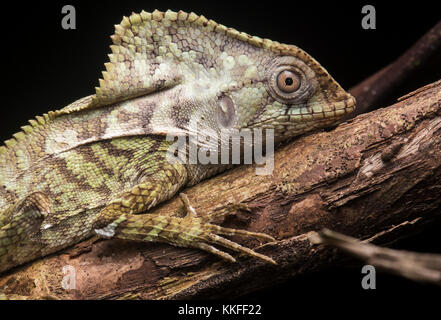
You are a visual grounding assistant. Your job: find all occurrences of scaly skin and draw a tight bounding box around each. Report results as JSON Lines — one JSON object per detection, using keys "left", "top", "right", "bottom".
{"left": 0, "top": 9, "right": 355, "bottom": 274}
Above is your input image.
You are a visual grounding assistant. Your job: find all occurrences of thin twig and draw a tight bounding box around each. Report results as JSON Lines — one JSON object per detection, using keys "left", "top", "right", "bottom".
{"left": 318, "top": 229, "right": 441, "bottom": 285}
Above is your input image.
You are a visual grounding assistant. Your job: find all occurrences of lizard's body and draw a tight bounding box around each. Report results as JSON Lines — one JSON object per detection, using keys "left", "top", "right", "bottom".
{"left": 0, "top": 10, "right": 355, "bottom": 275}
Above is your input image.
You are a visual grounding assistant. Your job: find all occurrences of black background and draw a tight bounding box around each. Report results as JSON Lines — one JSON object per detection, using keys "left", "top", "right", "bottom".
{"left": 1, "top": 0, "right": 441, "bottom": 303}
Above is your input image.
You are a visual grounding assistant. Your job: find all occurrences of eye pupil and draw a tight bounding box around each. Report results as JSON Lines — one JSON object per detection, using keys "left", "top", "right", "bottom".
{"left": 276, "top": 70, "right": 301, "bottom": 93}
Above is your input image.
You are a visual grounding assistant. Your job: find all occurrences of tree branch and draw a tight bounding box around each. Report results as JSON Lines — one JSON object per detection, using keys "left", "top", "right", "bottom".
{"left": 1, "top": 79, "right": 440, "bottom": 299}
{"left": 348, "top": 20, "right": 441, "bottom": 117}
{"left": 318, "top": 228, "right": 441, "bottom": 285}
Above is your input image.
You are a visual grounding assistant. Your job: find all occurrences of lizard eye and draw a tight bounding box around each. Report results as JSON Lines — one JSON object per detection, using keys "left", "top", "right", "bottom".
{"left": 266, "top": 56, "right": 316, "bottom": 104}
{"left": 277, "top": 70, "right": 301, "bottom": 93}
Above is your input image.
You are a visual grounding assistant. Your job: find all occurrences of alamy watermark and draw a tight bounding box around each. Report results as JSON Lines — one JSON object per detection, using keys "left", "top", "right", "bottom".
{"left": 61, "top": 265, "right": 76, "bottom": 290}
{"left": 61, "top": 5, "right": 76, "bottom": 30}
{"left": 361, "top": 264, "right": 376, "bottom": 289}
{"left": 165, "top": 119, "right": 275, "bottom": 175}
{"left": 361, "top": 5, "right": 376, "bottom": 30}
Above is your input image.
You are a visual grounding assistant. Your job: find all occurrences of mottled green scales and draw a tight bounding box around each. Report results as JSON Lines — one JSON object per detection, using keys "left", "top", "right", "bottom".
{"left": 0, "top": 10, "right": 355, "bottom": 275}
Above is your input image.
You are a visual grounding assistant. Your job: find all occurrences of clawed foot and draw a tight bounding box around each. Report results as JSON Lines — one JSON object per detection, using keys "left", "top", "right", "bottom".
{"left": 102, "top": 193, "right": 277, "bottom": 265}
{"left": 178, "top": 193, "right": 277, "bottom": 265}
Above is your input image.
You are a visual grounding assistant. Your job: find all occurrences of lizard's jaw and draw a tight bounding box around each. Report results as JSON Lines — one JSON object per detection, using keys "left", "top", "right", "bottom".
{"left": 285, "top": 94, "right": 356, "bottom": 123}
{"left": 253, "top": 94, "right": 356, "bottom": 138}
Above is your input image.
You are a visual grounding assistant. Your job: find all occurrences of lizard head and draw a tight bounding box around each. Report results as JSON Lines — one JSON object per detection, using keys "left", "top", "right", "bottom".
{"left": 54, "top": 9, "right": 355, "bottom": 146}
{"left": 214, "top": 47, "right": 356, "bottom": 142}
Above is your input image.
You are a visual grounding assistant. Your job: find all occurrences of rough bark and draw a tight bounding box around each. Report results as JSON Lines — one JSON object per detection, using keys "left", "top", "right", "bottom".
{"left": 1, "top": 79, "right": 440, "bottom": 299}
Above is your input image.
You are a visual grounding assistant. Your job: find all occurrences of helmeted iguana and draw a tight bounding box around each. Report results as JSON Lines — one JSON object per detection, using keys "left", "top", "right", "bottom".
{"left": 0, "top": 9, "right": 355, "bottom": 275}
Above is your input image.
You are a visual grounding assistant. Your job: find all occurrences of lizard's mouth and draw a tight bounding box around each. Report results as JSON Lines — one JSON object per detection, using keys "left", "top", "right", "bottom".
{"left": 283, "top": 94, "right": 356, "bottom": 123}
{"left": 255, "top": 94, "right": 356, "bottom": 130}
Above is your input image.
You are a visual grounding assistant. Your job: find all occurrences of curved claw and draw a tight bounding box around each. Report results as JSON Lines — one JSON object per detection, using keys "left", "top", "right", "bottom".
{"left": 207, "top": 224, "right": 275, "bottom": 242}
{"left": 194, "top": 242, "right": 236, "bottom": 263}
{"left": 205, "top": 233, "right": 277, "bottom": 265}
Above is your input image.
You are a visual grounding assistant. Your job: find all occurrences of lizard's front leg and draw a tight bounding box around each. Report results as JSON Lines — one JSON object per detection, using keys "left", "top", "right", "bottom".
{"left": 91, "top": 167, "right": 276, "bottom": 264}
